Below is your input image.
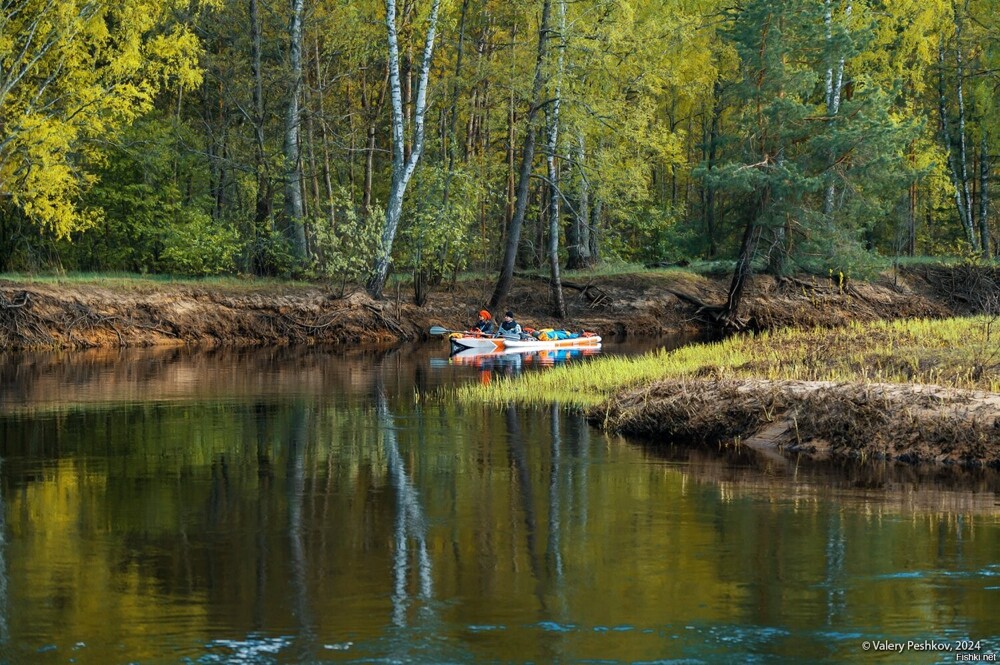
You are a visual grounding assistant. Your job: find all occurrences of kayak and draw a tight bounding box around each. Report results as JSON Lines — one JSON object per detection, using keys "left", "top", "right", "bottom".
{"left": 505, "top": 336, "right": 601, "bottom": 350}
{"left": 449, "top": 345, "right": 601, "bottom": 365}
{"left": 449, "top": 333, "right": 601, "bottom": 352}
{"left": 448, "top": 335, "right": 506, "bottom": 351}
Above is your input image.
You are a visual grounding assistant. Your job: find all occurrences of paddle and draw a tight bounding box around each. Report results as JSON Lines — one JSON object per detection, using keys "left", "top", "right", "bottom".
{"left": 429, "top": 325, "right": 487, "bottom": 337}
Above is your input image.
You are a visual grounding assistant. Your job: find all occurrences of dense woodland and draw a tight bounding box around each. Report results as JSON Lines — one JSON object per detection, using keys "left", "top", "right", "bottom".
{"left": 1, "top": 0, "right": 999, "bottom": 314}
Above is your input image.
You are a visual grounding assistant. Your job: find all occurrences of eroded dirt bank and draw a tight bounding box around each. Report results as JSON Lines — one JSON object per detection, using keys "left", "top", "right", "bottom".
{"left": 592, "top": 379, "right": 1000, "bottom": 468}
{"left": 0, "top": 267, "right": 960, "bottom": 350}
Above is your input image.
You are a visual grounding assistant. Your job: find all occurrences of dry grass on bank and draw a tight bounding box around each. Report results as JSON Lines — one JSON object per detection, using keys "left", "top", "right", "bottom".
{"left": 454, "top": 316, "right": 1000, "bottom": 408}
{"left": 597, "top": 378, "right": 1000, "bottom": 465}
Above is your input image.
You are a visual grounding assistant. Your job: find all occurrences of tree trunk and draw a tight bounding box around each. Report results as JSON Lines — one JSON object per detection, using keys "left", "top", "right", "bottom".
{"left": 980, "top": 129, "right": 990, "bottom": 257}
{"left": 954, "top": 6, "right": 977, "bottom": 249}
{"left": 505, "top": 69, "right": 516, "bottom": 229}
{"left": 908, "top": 181, "right": 917, "bottom": 256}
{"left": 489, "top": 0, "right": 552, "bottom": 309}
{"left": 250, "top": 0, "right": 271, "bottom": 272}
{"left": 283, "top": 0, "right": 308, "bottom": 263}
{"left": 546, "top": 0, "right": 567, "bottom": 319}
{"left": 723, "top": 193, "right": 767, "bottom": 326}
{"left": 314, "top": 36, "right": 335, "bottom": 229}
{"left": 443, "top": 0, "right": 469, "bottom": 205}
{"left": 822, "top": 0, "right": 850, "bottom": 218}
{"left": 566, "top": 132, "right": 592, "bottom": 269}
{"left": 705, "top": 80, "right": 722, "bottom": 258}
{"left": 939, "top": 41, "right": 977, "bottom": 249}
{"left": 367, "top": 0, "right": 443, "bottom": 299}
{"left": 589, "top": 197, "right": 601, "bottom": 262}
{"left": 305, "top": 84, "right": 321, "bottom": 223}
{"left": 362, "top": 124, "right": 376, "bottom": 212}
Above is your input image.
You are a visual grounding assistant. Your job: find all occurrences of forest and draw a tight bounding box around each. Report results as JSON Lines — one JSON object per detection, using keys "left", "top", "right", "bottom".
{"left": 1, "top": 0, "right": 997, "bottom": 315}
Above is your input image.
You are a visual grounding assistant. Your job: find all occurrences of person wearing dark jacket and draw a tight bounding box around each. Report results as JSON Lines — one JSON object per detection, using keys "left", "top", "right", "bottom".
{"left": 499, "top": 311, "right": 521, "bottom": 338}
{"left": 474, "top": 309, "right": 494, "bottom": 334}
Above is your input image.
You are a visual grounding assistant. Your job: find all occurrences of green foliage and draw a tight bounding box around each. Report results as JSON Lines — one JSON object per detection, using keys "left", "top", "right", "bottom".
{"left": 159, "top": 212, "right": 241, "bottom": 276}
{"left": 0, "top": 0, "right": 207, "bottom": 236}
{"left": 311, "top": 192, "right": 382, "bottom": 292}
{"left": 600, "top": 205, "right": 686, "bottom": 264}
{"left": 243, "top": 229, "right": 299, "bottom": 278}
{"left": 2, "top": 0, "right": 994, "bottom": 281}
{"left": 700, "top": 0, "right": 919, "bottom": 277}
{"left": 397, "top": 166, "right": 481, "bottom": 280}
{"left": 68, "top": 116, "right": 212, "bottom": 272}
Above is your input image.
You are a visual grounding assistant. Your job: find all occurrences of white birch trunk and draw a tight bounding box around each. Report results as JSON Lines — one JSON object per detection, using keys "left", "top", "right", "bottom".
{"left": 284, "top": 0, "right": 307, "bottom": 261}
{"left": 546, "top": 0, "right": 567, "bottom": 318}
{"left": 980, "top": 130, "right": 990, "bottom": 257}
{"left": 368, "top": 0, "right": 442, "bottom": 299}
{"left": 954, "top": 5, "right": 978, "bottom": 251}
{"left": 823, "top": 0, "right": 850, "bottom": 218}
{"left": 824, "top": 0, "right": 834, "bottom": 110}
{"left": 939, "top": 40, "right": 977, "bottom": 248}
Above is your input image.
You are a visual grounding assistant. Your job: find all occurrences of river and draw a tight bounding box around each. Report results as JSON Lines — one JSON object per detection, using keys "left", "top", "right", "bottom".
{"left": 1, "top": 341, "right": 999, "bottom": 664}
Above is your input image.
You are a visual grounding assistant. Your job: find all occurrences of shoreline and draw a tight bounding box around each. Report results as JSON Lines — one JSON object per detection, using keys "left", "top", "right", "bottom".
{"left": 0, "top": 267, "right": 957, "bottom": 350}
{"left": 592, "top": 378, "right": 1000, "bottom": 468}
{"left": 7, "top": 268, "right": 1000, "bottom": 470}
{"left": 456, "top": 315, "right": 1000, "bottom": 470}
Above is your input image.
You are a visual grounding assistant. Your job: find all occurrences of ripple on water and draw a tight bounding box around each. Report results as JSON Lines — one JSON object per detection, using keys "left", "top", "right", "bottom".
{"left": 536, "top": 621, "right": 577, "bottom": 633}
{"left": 198, "top": 635, "right": 292, "bottom": 663}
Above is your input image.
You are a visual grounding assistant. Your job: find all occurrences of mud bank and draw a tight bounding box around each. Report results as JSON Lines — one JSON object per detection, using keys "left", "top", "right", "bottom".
{"left": 0, "top": 267, "right": 956, "bottom": 350}
{"left": 592, "top": 378, "right": 1000, "bottom": 468}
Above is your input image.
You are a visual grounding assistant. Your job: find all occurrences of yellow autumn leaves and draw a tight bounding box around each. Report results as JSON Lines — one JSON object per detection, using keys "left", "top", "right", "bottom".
{"left": 0, "top": 0, "right": 206, "bottom": 237}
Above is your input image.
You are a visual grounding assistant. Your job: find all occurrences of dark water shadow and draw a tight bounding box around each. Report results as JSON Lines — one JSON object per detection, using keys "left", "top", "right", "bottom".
{"left": 632, "top": 438, "right": 1000, "bottom": 514}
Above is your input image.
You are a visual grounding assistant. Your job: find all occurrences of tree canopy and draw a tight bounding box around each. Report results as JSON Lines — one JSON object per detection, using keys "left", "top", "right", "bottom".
{"left": 1, "top": 0, "right": 998, "bottom": 311}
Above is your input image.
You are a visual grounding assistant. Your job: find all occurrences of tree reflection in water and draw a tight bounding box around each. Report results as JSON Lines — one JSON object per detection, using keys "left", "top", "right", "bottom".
{"left": 378, "top": 391, "right": 433, "bottom": 629}
{"left": 0, "top": 459, "right": 6, "bottom": 644}
{"left": 505, "top": 405, "right": 542, "bottom": 594}
{"left": 824, "top": 512, "right": 846, "bottom": 625}
{"left": 547, "top": 404, "right": 564, "bottom": 582}
{"left": 286, "top": 402, "right": 313, "bottom": 657}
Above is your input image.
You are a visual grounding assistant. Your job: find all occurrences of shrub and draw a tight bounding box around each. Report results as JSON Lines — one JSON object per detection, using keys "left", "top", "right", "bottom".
{"left": 159, "top": 212, "right": 240, "bottom": 276}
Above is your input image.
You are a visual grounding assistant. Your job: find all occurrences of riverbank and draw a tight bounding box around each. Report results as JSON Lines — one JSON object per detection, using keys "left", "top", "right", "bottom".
{"left": 455, "top": 317, "right": 1000, "bottom": 468}
{"left": 0, "top": 265, "right": 966, "bottom": 350}
{"left": 600, "top": 379, "right": 1000, "bottom": 466}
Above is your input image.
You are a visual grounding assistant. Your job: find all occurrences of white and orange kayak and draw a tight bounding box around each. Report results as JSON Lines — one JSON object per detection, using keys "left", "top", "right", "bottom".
{"left": 449, "top": 333, "right": 601, "bottom": 353}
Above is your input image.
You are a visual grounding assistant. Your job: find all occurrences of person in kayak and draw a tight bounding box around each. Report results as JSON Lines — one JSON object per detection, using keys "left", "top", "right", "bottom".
{"left": 499, "top": 311, "right": 522, "bottom": 338}
{"left": 473, "top": 309, "right": 495, "bottom": 334}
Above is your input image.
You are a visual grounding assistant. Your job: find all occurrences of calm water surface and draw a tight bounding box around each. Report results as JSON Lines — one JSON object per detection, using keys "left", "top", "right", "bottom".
{"left": 1, "top": 340, "right": 999, "bottom": 664}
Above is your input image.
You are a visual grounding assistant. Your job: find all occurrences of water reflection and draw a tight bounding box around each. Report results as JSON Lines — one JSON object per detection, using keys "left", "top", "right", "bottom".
{"left": 0, "top": 346, "right": 998, "bottom": 664}
{"left": 0, "top": 460, "right": 6, "bottom": 645}
{"left": 378, "top": 392, "right": 433, "bottom": 629}
{"left": 446, "top": 347, "right": 601, "bottom": 384}
{"left": 286, "top": 402, "right": 313, "bottom": 659}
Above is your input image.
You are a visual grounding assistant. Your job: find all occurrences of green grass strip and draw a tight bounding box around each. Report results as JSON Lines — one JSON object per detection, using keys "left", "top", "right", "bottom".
{"left": 454, "top": 316, "right": 1000, "bottom": 408}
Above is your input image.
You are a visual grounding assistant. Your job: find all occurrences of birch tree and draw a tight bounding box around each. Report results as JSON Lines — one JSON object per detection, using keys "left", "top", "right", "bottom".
{"left": 366, "top": 0, "right": 443, "bottom": 299}
{"left": 822, "top": 0, "right": 852, "bottom": 218}
{"left": 545, "top": 0, "right": 567, "bottom": 318}
{"left": 284, "top": 0, "right": 308, "bottom": 262}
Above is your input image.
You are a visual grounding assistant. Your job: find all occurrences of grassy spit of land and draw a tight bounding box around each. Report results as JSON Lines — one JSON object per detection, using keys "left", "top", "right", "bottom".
{"left": 455, "top": 317, "right": 1000, "bottom": 467}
